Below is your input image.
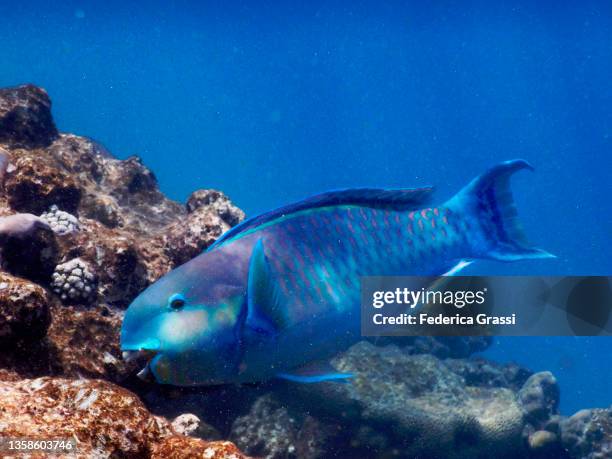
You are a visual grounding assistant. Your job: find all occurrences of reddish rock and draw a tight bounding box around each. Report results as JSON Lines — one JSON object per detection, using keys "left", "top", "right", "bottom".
{"left": 0, "top": 376, "right": 249, "bottom": 459}
{"left": 151, "top": 437, "right": 250, "bottom": 459}
{"left": 0, "top": 377, "right": 171, "bottom": 457}
{"left": 0, "top": 84, "right": 58, "bottom": 148}
{"left": 45, "top": 303, "right": 129, "bottom": 380}
{"left": 53, "top": 218, "right": 167, "bottom": 307}
{"left": 0, "top": 273, "right": 50, "bottom": 347}
{"left": 160, "top": 206, "right": 230, "bottom": 268}
{"left": 187, "top": 189, "right": 246, "bottom": 226}
{"left": 5, "top": 154, "right": 81, "bottom": 214}
{"left": 48, "top": 134, "right": 184, "bottom": 232}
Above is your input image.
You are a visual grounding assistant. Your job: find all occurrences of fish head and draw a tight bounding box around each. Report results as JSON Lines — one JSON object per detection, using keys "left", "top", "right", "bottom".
{"left": 120, "top": 259, "right": 245, "bottom": 386}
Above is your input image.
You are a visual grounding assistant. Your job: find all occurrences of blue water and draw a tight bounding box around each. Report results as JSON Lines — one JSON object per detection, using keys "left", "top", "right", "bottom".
{"left": 1, "top": 1, "right": 610, "bottom": 414}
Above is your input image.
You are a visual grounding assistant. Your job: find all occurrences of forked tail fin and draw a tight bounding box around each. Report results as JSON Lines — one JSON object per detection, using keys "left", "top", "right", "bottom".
{"left": 447, "top": 159, "right": 555, "bottom": 262}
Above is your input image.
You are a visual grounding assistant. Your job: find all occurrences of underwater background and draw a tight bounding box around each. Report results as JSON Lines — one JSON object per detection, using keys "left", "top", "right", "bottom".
{"left": 1, "top": 0, "right": 610, "bottom": 419}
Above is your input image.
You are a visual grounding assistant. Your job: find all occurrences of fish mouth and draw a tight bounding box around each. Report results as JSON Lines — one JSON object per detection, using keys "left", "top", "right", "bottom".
{"left": 122, "top": 349, "right": 159, "bottom": 382}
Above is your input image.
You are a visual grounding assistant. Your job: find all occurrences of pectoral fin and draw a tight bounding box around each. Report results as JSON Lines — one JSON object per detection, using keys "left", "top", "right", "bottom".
{"left": 245, "top": 239, "right": 286, "bottom": 335}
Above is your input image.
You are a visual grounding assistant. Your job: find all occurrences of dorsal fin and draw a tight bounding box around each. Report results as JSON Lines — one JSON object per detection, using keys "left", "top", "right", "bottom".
{"left": 208, "top": 187, "right": 434, "bottom": 250}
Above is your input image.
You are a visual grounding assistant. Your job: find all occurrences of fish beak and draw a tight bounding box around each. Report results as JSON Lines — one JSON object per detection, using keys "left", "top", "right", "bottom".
{"left": 122, "top": 349, "right": 158, "bottom": 382}
{"left": 136, "top": 364, "right": 155, "bottom": 382}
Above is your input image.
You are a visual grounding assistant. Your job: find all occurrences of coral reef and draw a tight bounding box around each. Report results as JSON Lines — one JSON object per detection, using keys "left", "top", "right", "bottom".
{"left": 0, "top": 84, "right": 608, "bottom": 459}
{"left": 0, "top": 84, "right": 249, "bottom": 458}
{"left": 518, "top": 372, "right": 561, "bottom": 426}
{"left": 40, "top": 204, "right": 79, "bottom": 234}
{"left": 51, "top": 257, "right": 97, "bottom": 303}
{"left": 560, "top": 407, "right": 612, "bottom": 459}
{"left": 444, "top": 356, "right": 533, "bottom": 391}
{"left": 230, "top": 394, "right": 328, "bottom": 459}
{"left": 279, "top": 341, "right": 527, "bottom": 459}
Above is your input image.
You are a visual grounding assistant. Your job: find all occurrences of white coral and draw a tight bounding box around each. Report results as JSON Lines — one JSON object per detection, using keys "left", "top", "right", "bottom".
{"left": 51, "top": 258, "right": 96, "bottom": 303}
{"left": 40, "top": 205, "right": 79, "bottom": 235}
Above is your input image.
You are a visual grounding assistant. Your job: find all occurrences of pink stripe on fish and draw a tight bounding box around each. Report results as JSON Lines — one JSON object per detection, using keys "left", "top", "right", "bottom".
{"left": 303, "top": 244, "right": 314, "bottom": 261}
{"left": 326, "top": 282, "right": 337, "bottom": 300}
{"left": 383, "top": 210, "right": 390, "bottom": 227}
{"left": 298, "top": 268, "right": 311, "bottom": 287}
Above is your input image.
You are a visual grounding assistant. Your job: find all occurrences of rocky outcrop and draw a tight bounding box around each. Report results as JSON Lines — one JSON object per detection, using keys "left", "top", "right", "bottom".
{"left": 0, "top": 84, "right": 250, "bottom": 458}
{"left": 560, "top": 407, "right": 612, "bottom": 459}
{"left": 230, "top": 394, "right": 329, "bottom": 459}
{"left": 518, "top": 372, "right": 561, "bottom": 427}
{"left": 160, "top": 197, "right": 236, "bottom": 267}
{"left": 0, "top": 84, "right": 58, "bottom": 148}
{"left": 444, "top": 356, "right": 533, "bottom": 391}
{"left": 0, "top": 272, "right": 50, "bottom": 347}
{"left": 187, "top": 188, "right": 246, "bottom": 225}
{"left": 377, "top": 335, "right": 492, "bottom": 359}
{"left": 227, "top": 342, "right": 607, "bottom": 459}
{"left": 0, "top": 377, "right": 172, "bottom": 457}
{"left": 151, "top": 437, "right": 250, "bottom": 459}
{"left": 0, "top": 376, "right": 250, "bottom": 458}
{"left": 5, "top": 153, "right": 81, "bottom": 214}
{"left": 264, "top": 341, "right": 527, "bottom": 459}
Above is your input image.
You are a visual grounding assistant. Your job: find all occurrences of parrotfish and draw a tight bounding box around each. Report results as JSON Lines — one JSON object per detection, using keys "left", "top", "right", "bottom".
{"left": 121, "top": 160, "right": 553, "bottom": 385}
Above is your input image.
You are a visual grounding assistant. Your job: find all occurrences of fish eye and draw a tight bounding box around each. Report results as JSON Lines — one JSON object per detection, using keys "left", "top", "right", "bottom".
{"left": 168, "top": 293, "right": 186, "bottom": 310}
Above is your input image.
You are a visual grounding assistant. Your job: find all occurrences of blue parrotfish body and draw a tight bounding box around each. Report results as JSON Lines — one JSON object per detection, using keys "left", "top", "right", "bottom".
{"left": 121, "top": 160, "right": 553, "bottom": 386}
